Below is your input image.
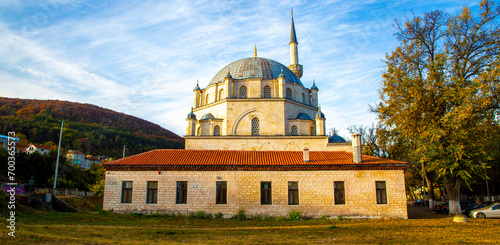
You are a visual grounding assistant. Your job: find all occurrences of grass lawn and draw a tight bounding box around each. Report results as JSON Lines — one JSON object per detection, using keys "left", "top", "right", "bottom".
{"left": 1, "top": 208, "right": 499, "bottom": 244}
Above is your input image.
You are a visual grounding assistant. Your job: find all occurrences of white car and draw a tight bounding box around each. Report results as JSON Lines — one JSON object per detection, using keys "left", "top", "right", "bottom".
{"left": 470, "top": 203, "right": 500, "bottom": 219}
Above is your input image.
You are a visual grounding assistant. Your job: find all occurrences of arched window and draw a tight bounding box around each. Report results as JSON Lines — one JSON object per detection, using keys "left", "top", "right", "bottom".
{"left": 240, "top": 86, "right": 247, "bottom": 98}
{"left": 291, "top": 125, "right": 298, "bottom": 136}
{"left": 219, "top": 89, "right": 225, "bottom": 100}
{"left": 310, "top": 126, "right": 315, "bottom": 136}
{"left": 302, "top": 93, "right": 305, "bottom": 103}
{"left": 251, "top": 118, "right": 259, "bottom": 135}
{"left": 214, "top": 126, "right": 220, "bottom": 136}
{"left": 197, "top": 127, "right": 201, "bottom": 136}
{"left": 286, "top": 88, "right": 292, "bottom": 99}
{"left": 263, "top": 85, "right": 271, "bottom": 98}
{"left": 205, "top": 94, "right": 210, "bottom": 105}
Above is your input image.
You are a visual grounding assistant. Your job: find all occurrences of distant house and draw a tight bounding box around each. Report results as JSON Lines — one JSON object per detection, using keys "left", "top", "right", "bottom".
{"left": 0, "top": 136, "right": 32, "bottom": 155}
{"left": 67, "top": 150, "right": 87, "bottom": 168}
{"left": 67, "top": 150, "right": 103, "bottom": 169}
{"left": 25, "top": 143, "right": 52, "bottom": 155}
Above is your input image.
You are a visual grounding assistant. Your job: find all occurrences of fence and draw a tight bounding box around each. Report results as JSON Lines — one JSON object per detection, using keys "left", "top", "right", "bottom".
{"left": 35, "top": 187, "right": 94, "bottom": 197}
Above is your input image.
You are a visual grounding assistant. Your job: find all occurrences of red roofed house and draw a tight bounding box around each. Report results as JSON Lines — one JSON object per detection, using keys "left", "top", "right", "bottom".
{"left": 102, "top": 14, "right": 408, "bottom": 219}
{"left": 25, "top": 143, "right": 52, "bottom": 155}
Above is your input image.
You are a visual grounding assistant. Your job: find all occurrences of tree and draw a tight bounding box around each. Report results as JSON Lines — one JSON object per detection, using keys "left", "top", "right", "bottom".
{"left": 376, "top": 1, "right": 500, "bottom": 215}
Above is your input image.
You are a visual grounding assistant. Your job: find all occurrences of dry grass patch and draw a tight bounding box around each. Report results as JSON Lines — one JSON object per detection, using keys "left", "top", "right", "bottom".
{"left": 1, "top": 210, "right": 499, "bottom": 244}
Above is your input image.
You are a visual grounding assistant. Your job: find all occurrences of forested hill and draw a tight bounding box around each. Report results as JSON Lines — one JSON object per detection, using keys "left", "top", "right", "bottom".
{"left": 0, "top": 97, "right": 184, "bottom": 158}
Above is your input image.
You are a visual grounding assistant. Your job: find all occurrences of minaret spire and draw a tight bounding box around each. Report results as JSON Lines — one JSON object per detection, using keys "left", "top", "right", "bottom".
{"left": 288, "top": 9, "right": 303, "bottom": 78}
{"left": 254, "top": 44, "right": 257, "bottom": 57}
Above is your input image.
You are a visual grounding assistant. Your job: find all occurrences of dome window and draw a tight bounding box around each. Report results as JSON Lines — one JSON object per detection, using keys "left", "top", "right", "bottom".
{"left": 205, "top": 94, "right": 210, "bottom": 105}
{"left": 291, "top": 125, "right": 298, "bottom": 136}
{"left": 251, "top": 118, "right": 259, "bottom": 135}
{"left": 310, "top": 126, "right": 315, "bottom": 136}
{"left": 197, "top": 127, "right": 201, "bottom": 136}
{"left": 302, "top": 93, "right": 305, "bottom": 103}
{"left": 219, "top": 89, "right": 225, "bottom": 100}
{"left": 214, "top": 126, "right": 221, "bottom": 136}
{"left": 286, "top": 88, "right": 292, "bottom": 99}
{"left": 240, "top": 86, "right": 247, "bottom": 98}
{"left": 263, "top": 85, "right": 271, "bottom": 98}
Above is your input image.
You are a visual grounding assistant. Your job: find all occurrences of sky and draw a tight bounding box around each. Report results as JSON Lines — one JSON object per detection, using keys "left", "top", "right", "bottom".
{"left": 0, "top": 0, "right": 480, "bottom": 139}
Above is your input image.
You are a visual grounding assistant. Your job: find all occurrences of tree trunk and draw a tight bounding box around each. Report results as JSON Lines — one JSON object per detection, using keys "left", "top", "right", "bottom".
{"left": 422, "top": 161, "right": 436, "bottom": 209}
{"left": 445, "top": 177, "right": 462, "bottom": 215}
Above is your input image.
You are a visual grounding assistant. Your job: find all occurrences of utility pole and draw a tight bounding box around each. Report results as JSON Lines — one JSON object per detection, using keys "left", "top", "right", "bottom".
{"left": 53, "top": 120, "right": 64, "bottom": 189}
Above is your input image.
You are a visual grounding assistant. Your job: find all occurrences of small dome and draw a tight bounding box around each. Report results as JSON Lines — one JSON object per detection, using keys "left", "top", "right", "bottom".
{"left": 328, "top": 135, "right": 346, "bottom": 143}
{"left": 200, "top": 113, "right": 215, "bottom": 120}
{"left": 311, "top": 80, "right": 318, "bottom": 90}
{"left": 186, "top": 111, "right": 196, "bottom": 120}
{"left": 316, "top": 110, "right": 325, "bottom": 119}
{"left": 295, "top": 113, "right": 312, "bottom": 120}
{"left": 209, "top": 57, "right": 302, "bottom": 86}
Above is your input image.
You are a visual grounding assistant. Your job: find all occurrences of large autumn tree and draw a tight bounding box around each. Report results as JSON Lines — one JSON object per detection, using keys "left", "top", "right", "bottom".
{"left": 377, "top": 0, "right": 500, "bottom": 215}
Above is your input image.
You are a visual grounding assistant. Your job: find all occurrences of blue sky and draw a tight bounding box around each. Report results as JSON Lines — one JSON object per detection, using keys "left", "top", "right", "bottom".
{"left": 0, "top": 0, "right": 479, "bottom": 138}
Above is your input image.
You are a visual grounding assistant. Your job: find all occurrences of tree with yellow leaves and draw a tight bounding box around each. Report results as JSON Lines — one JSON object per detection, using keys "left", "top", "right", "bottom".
{"left": 377, "top": 0, "right": 500, "bottom": 215}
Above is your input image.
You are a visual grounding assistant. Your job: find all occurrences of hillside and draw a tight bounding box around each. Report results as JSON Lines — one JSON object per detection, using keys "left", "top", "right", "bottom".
{"left": 0, "top": 97, "right": 184, "bottom": 158}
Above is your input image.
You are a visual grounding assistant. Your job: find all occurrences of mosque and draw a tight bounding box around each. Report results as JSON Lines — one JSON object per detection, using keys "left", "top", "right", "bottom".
{"left": 184, "top": 11, "right": 350, "bottom": 152}
{"left": 102, "top": 13, "right": 408, "bottom": 219}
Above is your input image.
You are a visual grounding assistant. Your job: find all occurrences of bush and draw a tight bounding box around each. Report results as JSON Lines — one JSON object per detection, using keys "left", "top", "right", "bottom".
{"left": 214, "top": 212, "right": 224, "bottom": 219}
{"left": 337, "top": 215, "right": 344, "bottom": 221}
{"left": 287, "top": 210, "right": 302, "bottom": 221}
{"left": 274, "top": 216, "right": 284, "bottom": 221}
{"left": 320, "top": 215, "right": 329, "bottom": 220}
{"left": 231, "top": 209, "right": 246, "bottom": 221}
{"left": 189, "top": 211, "right": 213, "bottom": 219}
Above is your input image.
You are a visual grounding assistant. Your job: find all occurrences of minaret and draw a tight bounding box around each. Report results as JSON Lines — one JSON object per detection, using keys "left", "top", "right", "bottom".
{"left": 288, "top": 10, "right": 303, "bottom": 78}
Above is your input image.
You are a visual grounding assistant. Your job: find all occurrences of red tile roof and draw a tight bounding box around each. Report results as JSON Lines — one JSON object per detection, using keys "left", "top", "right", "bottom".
{"left": 102, "top": 149, "right": 406, "bottom": 171}
{"left": 28, "top": 143, "right": 53, "bottom": 150}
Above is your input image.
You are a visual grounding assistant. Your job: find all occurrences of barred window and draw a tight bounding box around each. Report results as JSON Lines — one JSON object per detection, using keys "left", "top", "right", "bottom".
{"left": 121, "top": 181, "right": 133, "bottom": 203}
{"left": 176, "top": 181, "right": 188, "bottom": 204}
{"left": 251, "top": 118, "right": 259, "bottom": 135}
{"left": 310, "top": 126, "right": 315, "bottom": 136}
{"left": 146, "top": 181, "right": 158, "bottom": 204}
{"left": 239, "top": 86, "right": 247, "bottom": 98}
{"left": 286, "top": 88, "right": 292, "bottom": 99}
{"left": 334, "top": 181, "right": 345, "bottom": 205}
{"left": 214, "top": 126, "right": 220, "bottom": 136}
{"left": 291, "top": 125, "right": 298, "bottom": 136}
{"left": 376, "top": 181, "right": 387, "bottom": 204}
{"left": 288, "top": 182, "right": 299, "bottom": 205}
{"left": 261, "top": 182, "right": 272, "bottom": 205}
{"left": 263, "top": 85, "right": 271, "bottom": 98}
{"left": 216, "top": 181, "right": 227, "bottom": 204}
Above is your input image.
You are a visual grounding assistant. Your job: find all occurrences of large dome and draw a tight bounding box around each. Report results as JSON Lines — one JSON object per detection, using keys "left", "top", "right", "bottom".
{"left": 209, "top": 57, "right": 302, "bottom": 86}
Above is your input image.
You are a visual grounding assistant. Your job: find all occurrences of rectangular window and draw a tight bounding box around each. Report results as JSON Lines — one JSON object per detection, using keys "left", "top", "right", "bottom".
{"left": 288, "top": 182, "right": 299, "bottom": 205}
{"left": 176, "top": 181, "right": 188, "bottom": 204}
{"left": 376, "top": 181, "right": 387, "bottom": 204}
{"left": 334, "top": 181, "right": 345, "bottom": 205}
{"left": 121, "top": 181, "right": 133, "bottom": 203}
{"left": 146, "top": 181, "right": 158, "bottom": 204}
{"left": 216, "top": 181, "right": 227, "bottom": 204}
{"left": 261, "top": 182, "right": 272, "bottom": 205}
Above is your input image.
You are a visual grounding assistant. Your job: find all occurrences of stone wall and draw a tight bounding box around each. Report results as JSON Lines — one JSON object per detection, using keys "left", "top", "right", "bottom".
{"left": 103, "top": 169, "right": 407, "bottom": 219}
